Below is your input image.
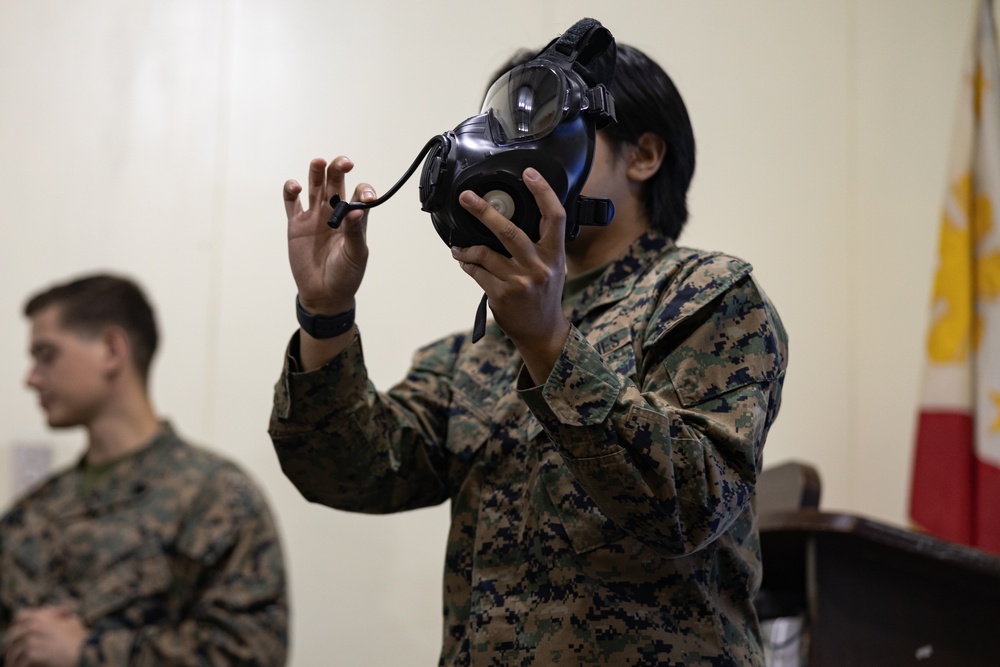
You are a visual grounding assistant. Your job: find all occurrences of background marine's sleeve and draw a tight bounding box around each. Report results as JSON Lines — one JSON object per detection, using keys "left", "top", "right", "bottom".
{"left": 519, "top": 257, "right": 788, "bottom": 558}
{"left": 77, "top": 466, "right": 289, "bottom": 667}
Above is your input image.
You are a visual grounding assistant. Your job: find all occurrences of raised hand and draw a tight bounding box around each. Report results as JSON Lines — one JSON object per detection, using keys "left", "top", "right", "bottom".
{"left": 450, "top": 167, "right": 571, "bottom": 384}
{"left": 283, "top": 156, "right": 376, "bottom": 316}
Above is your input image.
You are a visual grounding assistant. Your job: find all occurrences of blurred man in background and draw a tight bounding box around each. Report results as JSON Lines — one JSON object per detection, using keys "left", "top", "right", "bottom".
{"left": 1, "top": 273, "right": 288, "bottom": 666}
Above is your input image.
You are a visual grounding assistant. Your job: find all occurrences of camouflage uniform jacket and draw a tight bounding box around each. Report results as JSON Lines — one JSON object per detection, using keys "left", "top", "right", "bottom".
{"left": 0, "top": 425, "right": 288, "bottom": 666}
{"left": 270, "top": 231, "right": 788, "bottom": 666}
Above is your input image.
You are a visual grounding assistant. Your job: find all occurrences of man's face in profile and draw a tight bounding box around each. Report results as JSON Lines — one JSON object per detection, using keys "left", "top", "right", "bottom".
{"left": 26, "top": 305, "right": 111, "bottom": 428}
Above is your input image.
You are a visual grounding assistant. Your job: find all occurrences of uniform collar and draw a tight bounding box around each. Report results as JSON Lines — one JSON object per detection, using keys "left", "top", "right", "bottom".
{"left": 46, "top": 423, "right": 181, "bottom": 520}
{"left": 566, "top": 231, "right": 675, "bottom": 325}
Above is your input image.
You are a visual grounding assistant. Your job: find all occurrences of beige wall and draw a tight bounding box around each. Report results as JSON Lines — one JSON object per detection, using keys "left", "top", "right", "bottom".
{"left": 0, "top": 1, "right": 979, "bottom": 664}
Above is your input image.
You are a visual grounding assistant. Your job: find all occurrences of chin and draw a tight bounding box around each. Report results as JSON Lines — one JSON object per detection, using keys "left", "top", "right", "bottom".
{"left": 44, "top": 412, "right": 81, "bottom": 429}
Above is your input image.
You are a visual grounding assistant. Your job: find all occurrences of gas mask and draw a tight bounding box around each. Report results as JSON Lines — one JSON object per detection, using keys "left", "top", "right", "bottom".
{"left": 326, "top": 18, "right": 617, "bottom": 340}
{"left": 328, "top": 18, "right": 617, "bottom": 252}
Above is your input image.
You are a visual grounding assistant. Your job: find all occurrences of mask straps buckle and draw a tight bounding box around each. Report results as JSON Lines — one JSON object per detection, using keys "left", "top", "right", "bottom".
{"left": 583, "top": 85, "right": 616, "bottom": 126}
{"left": 564, "top": 196, "right": 615, "bottom": 242}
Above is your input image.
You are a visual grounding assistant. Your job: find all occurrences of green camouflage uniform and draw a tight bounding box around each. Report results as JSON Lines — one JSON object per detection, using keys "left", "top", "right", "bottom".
{"left": 0, "top": 425, "right": 288, "bottom": 666}
{"left": 270, "top": 232, "right": 788, "bottom": 666}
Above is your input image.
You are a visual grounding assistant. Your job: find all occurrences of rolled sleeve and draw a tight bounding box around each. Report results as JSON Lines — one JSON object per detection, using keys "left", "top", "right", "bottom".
{"left": 271, "top": 330, "right": 369, "bottom": 430}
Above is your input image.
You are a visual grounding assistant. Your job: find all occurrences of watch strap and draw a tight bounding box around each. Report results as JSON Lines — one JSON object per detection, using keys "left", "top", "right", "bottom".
{"left": 296, "top": 296, "right": 356, "bottom": 339}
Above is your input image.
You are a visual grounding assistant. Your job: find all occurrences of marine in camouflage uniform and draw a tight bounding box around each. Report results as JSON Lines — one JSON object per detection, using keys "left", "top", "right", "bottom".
{"left": 0, "top": 424, "right": 289, "bottom": 666}
{"left": 270, "top": 231, "right": 787, "bottom": 665}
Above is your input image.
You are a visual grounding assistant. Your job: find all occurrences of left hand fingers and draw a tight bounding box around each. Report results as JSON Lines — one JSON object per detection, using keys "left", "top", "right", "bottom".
{"left": 6, "top": 641, "right": 24, "bottom": 667}
{"left": 521, "top": 167, "right": 567, "bottom": 250}
{"left": 305, "top": 158, "right": 329, "bottom": 211}
{"left": 450, "top": 245, "right": 505, "bottom": 296}
{"left": 457, "top": 167, "right": 567, "bottom": 260}
{"left": 450, "top": 242, "right": 507, "bottom": 277}
{"left": 6, "top": 622, "right": 31, "bottom": 667}
{"left": 458, "top": 191, "right": 533, "bottom": 259}
{"left": 282, "top": 179, "right": 304, "bottom": 221}
{"left": 8, "top": 610, "right": 35, "bottom": 638}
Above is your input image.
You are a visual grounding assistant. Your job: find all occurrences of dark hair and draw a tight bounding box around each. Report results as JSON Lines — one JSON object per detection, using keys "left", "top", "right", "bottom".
{"left": 488, "top": 42, "right": 696, "bottom": 239}
{"left": 24, "top": 274, "right": 159, "bottom": 381}
{"left": 602, "top": 44, "right": 695, "bottom": 239}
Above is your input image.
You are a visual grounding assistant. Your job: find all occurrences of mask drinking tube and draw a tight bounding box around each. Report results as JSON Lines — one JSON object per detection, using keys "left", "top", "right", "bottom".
{"left": 326, "top": 136, "right": 447, "bottom": 229}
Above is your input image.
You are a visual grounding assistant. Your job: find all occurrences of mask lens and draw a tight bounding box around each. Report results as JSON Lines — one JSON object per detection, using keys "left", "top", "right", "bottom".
{"left": 482, "top": 65, "right": 565, "bottom": 143}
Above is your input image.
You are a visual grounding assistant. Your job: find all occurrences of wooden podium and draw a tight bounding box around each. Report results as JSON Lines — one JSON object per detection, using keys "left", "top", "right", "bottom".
{"left": 758, "top": 510, "right": 1000, "bottom": 666}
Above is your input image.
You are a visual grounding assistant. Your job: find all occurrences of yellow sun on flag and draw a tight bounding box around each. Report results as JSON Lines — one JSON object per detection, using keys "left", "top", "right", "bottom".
{"left": 992, "top": 390, "right": 1000, "bottom": 433}
{"left": 927, "top": 173, "right": 1000, "bottom": 363}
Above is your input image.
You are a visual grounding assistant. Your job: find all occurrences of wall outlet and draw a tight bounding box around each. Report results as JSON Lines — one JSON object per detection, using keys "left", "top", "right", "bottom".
{"left": 12, "top": 442, "right": 53, "bottom": 499}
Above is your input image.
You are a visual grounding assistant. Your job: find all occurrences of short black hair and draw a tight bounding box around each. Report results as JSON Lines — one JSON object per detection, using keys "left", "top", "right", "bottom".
{"left": 488, "top": 42, "right": 696, "bottom": 239}
{"left": 24, "top": 274, "right": 159, "bottom": 382}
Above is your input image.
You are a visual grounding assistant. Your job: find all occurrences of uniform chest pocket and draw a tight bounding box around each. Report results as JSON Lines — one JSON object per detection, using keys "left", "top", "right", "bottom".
{"left": 80, "top": 538, "right": 173, "bottom": 623}
{"left": 593, "top": 326, "right": 637, "bottom": 380}
{"left": 541, "top": 463, "right": 627, "bottom": 554}
{"left": 446, "top": 372, "right": 496, "bottom": 462}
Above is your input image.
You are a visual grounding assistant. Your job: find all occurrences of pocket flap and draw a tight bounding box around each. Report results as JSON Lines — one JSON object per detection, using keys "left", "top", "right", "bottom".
{"left": 542, "top": 464, "right": 626, "bottom": 554}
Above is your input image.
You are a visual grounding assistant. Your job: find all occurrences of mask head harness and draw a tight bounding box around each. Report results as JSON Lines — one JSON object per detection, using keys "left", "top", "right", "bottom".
{"left": 327, "top": 18, "right": 617, "bottom": 255}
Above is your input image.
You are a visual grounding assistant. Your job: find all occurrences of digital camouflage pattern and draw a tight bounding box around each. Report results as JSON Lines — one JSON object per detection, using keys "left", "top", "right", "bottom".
{"left": 270, "top": 231, "right": 788, "bottom": 666}
{"left": 0, "top": 425, "right": 288, "bottom": 666}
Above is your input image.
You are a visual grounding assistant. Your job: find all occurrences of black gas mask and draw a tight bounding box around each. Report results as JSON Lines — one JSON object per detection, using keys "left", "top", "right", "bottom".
{"left": 418, "top": 20, "right": 617, "bottom": 252}
{"left": 328, "top": 18, "right": 617, "bottom": 250}
{"left": 326, "top": 18, "right": 617, "bottom": 340}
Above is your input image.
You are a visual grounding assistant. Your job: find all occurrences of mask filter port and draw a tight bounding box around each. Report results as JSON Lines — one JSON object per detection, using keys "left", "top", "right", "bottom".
{"left": 484, "top": 190, "right": 516, "bottom": 220}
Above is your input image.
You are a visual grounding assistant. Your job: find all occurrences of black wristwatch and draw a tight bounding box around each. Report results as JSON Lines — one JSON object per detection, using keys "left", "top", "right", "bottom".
{"left": 295, "top": 296, "right": 355, "bottom": 339}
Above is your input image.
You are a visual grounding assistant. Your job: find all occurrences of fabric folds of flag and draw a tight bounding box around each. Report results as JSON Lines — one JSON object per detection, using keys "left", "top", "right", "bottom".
{"left": 910, "top": 0, "right": 1000, "bottom": 556}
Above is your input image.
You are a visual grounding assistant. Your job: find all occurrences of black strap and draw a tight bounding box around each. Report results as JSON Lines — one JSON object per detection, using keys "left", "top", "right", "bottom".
{"left": 553, "top": 18, "right": 600, "bottom": 56}
{"left": 547, "top": 17, "right": 616, "bottom": 87}
{"left": 573, "top": 196, "right": 615, "bottom": 227}
{"left": 296, "top": 296, "right": 356, "bottom": 339}
{"left": 471, "top": 292, "right": 489, "bottom": 343}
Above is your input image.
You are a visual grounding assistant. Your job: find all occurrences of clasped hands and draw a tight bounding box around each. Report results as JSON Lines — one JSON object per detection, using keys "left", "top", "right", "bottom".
{"left": 5, "top": 606, "right": 85, "bottom": 667}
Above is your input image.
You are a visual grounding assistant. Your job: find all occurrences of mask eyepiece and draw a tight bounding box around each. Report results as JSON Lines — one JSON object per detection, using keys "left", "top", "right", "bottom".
{"left": 482, "top": 65, "right": 567, "bottom": 144}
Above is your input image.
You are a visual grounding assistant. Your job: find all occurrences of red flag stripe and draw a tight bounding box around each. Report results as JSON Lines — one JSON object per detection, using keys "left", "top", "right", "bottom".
{"left": 974, "top": 457, "right": 1000, "bottom": 551}
{"left": 910, "top": 410, "right": 975, "bottom": 545}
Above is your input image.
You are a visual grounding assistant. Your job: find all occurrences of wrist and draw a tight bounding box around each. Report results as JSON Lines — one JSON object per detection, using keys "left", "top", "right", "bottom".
{"left": 297, "top": 294, "right": 355, "bottom": 316}
{"left": 511, "top": 320, "right": 570, "bottom": 386}
{"left": 296, "top": 295, "right": 356, "bottom": 339}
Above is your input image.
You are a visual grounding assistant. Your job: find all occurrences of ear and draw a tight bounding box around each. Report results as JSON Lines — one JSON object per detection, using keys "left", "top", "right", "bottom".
{"left": 626, "top": 132, "right": 666, "bottom": 183}
{"left": 100, "top": 326, "right": 132, "bottom": 376}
